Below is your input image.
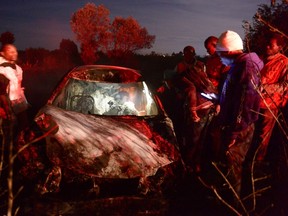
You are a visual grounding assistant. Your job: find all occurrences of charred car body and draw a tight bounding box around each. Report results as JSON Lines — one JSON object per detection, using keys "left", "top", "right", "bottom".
{"left": 16, "top": 65, "right": 182, "bottom": 197}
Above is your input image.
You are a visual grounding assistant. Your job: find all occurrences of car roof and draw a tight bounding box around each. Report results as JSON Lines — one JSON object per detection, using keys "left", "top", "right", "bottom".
{"left": 68, "top": 65, "right": 142, "bottom": 83}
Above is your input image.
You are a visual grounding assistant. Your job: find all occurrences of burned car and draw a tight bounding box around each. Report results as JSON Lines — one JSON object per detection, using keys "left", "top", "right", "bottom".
{"left": 17, "top": 65, "right": 182, "bottom": 197}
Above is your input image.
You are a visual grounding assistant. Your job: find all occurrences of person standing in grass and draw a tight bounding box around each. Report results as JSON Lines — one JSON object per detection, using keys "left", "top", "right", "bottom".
{"left": 216, "top": 30, "right": 264, "bottom": 195}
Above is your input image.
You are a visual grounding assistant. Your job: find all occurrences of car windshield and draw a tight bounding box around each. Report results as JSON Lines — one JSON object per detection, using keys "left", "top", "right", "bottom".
{"left": 51, "top": 78, "right": 159, "bottom": 116}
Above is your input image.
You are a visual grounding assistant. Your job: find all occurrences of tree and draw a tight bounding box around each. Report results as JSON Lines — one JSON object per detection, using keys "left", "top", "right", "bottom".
{"left": 24, "top": 48, "right": 50, "bottom": 67}
{"left": 271, "top": 0, "right": 288, "bottom": 7}
{"left": 70, "top": 3, "right": 111, "bottom": 64}
{"left": 108, "top": 16, "right": 155, "bottom": 58}
{"left": 244, "top": 2, "right": 288, "bottom": 56}
{"left": 0, "top": 31, "right": 15, "bottom": 46}
{"left": 59, "top": 39, "right": 82, "bottom": 65}
{"left": 70, "top": 3, "right": 156, "bottom": 63}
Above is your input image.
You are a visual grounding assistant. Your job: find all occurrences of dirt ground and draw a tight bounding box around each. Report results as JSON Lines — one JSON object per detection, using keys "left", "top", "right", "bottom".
{"left": 14, "top": 172, "right": 229, "bottom": 216}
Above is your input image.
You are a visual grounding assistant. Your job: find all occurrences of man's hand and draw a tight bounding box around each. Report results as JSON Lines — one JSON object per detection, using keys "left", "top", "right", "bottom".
{"left": 156, "top": 85, "right": 166, "bottom": 94}
{"left": 215, "top": 105, "right": 220, "bottom": 115}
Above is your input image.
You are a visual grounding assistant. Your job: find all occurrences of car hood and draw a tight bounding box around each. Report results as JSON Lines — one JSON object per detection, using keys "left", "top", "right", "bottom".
{"left": 35, "top": 105, "right": 179, "bottom": 179}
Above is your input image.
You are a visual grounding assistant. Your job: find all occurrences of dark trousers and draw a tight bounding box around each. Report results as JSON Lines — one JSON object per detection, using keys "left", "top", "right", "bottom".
{"left": 182, "top": 107, "right": 214, "bottom": 169}
{"left": 224, "top": 123, "right": 255, "bottom": 195}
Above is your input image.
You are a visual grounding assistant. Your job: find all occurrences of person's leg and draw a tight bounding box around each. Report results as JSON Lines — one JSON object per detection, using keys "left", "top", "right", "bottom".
{"left": 185, "top": 85, "right": 200, "bottom": 122}
{"left": 255, "top": 108, "right": 277, "bottom": 161}
{"left": 184, "top": 108, "right": 212, "bottom": 173}
{"left": 226, "top": 124, "right": 255, "bottom": 196}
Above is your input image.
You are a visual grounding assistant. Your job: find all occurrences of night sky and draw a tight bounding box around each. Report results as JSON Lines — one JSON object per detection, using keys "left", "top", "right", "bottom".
{"left": 0, "top": 0, "right": 269, "bottom": 56}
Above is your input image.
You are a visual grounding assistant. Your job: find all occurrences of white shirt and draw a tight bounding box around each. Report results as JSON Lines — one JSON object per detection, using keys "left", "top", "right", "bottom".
{"left": 0, "top": 56, "right": 24, "bottom": 101}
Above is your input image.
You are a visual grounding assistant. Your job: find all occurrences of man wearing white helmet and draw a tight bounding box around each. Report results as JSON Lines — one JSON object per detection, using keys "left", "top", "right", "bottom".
{"left": 216, "top": 30, "right": 264, "bottom": 196}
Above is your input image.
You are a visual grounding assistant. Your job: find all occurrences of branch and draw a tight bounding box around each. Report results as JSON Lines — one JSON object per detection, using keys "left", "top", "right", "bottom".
{"left": 197, "top": 175, "right": 243, "bottom": 216}
{"left": 212, "top": 162, "right": 249, "bottom": 214}
{"left": 11, "top": 124, "right": 58, "bottom": 162}
{"left": 255, "top": 13, "right": 288, "bottom": 40}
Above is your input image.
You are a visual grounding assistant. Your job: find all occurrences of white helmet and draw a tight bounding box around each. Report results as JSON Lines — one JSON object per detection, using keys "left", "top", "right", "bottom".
{"left": 216, "top": 30, "right": 243, "bottom": 52}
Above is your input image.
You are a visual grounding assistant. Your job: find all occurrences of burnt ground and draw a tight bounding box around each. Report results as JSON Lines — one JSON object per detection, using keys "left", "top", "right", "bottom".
{"left": 9, "top": 161, "right": 288, "bottom": 216}
{"left": 4, "top": 158, "right": 286, "bottom": 216}
{"left": 11, "top": 171, "right": 230, "bottom": 216}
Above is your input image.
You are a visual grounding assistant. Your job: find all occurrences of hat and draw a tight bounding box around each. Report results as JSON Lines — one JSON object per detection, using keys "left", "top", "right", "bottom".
{"left": 216, "top": 30, "right": 243, "bottom": 52}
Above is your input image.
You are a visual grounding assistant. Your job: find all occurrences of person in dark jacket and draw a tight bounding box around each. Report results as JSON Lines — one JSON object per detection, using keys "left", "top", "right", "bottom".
{"left": 216, "top": 30, "right": 264, "bottom": 196}
{"left": 173, "top": 46, "right": 217, "bottom": 172}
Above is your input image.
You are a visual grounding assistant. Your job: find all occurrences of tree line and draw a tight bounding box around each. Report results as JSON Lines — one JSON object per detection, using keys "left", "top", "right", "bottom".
{"left": 0, "top": 2, "right": 287, "bottom": 72}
